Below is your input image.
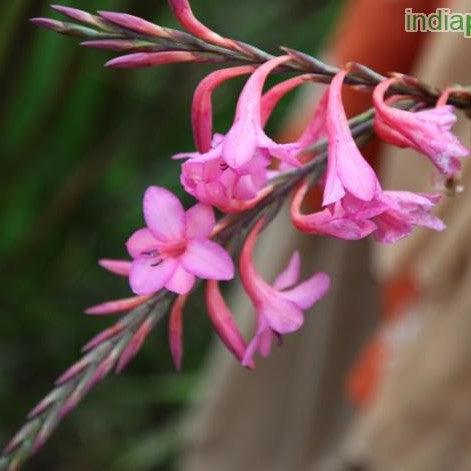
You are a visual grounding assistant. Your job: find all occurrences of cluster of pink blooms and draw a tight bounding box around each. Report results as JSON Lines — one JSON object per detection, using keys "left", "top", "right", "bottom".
{"left": 87, "top": 0, "right": 468, "bottom": 369}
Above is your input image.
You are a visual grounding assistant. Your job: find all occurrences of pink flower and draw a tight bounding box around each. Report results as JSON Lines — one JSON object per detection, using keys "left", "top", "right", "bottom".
{"left": 126, "top": 186, "right": 234, "bottom": 295}
{"left": 221, "top": 55, "right": 301, "bottom": 169}
{"left": 178, "top": 55, "right": 301, "bottom": 168}
{"left": 179, "top": 134, "right": 270, "bottom": 212}
{"left": 176, "top": 60, "right": 308, "bottom": 211}
{"left": 323, "top": 69, "right": 380, "bottom": 206}
{"left": 291, "top": 181, "right": 385, "bottom": 240}
{"left": 373, "top": 78, "right": 469, "bottom": 177}
{"left": 240, "top": 219, "right": 330, "bottom": 366}
{"left": 290, "top": 70, "right": 445, "bottom": 243}
{"left": 373, "top": 191, "right": 445, "bottom": 243}
{"left": 291, "top": 181, "right": 445, "bottom": 243}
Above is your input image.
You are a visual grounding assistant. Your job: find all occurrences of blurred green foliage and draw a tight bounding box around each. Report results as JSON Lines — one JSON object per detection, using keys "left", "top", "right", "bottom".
{"left": 0, "top": 1, "right": 343, "bottom": 469}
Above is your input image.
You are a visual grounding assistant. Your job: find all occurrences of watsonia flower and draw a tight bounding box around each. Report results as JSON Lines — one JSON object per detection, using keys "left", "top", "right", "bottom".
{"left": 178, "top": 64, "right": 318, "bottom": 212}
{"left": 240, "top": 219, "right": 330, "bottom": 366}
{"left": 291, "top": 69, "right": 445, "bottom": 243}
{"left": 126, "top": 186, "right": 234, "bottom": 295}
{"left": 373, "top": 77, "right": 469, "bottom": 177}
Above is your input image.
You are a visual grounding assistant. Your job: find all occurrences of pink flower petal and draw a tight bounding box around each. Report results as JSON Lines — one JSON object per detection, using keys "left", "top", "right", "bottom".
{"left": 272, "top": 251, "right": 301, "bottom": 291}
{"left": 185, "top": 203, "right": 215, "bottom": 239}
{"left": 242, "top": 317, "right": 271, "bottom": 367}
{"left": 281, "top": 272, "right": 330, "bottom": 310}
{"left": 291, "top": 180, "right": 378, "bottom": 240}
{"left": 143, "top": 186, "right": 185, "bottom": 242}
{"left": 373, "top": 191, "right": 445, "bottom": 243}
{"left": 260, "top": 295, "right": 304, "bottom": 334}
{"left": 222, "top": 116, "right": 259, "bottom": 169}
{"left": 374, "top": 111, "right": 413, "bottom": 148}
{"left": 129, "top": 257, "right": 178, "bottom": 295}
{"left": 126, "top": 228, "right": 160, "bottom": 259}
{"left": 373, "top": 78, "right": 469, "bottom": 177}
{"left": 181, "top": 239, "right": 234, "bottom": 280}
{"left": 325, "top": 69, "right": 379, "bottom": 205}
{"left": 165, "top": 264, "right": 196, "bottom": 294}
{"left": 222, "top": 55, "right": 292, "bottom": 168}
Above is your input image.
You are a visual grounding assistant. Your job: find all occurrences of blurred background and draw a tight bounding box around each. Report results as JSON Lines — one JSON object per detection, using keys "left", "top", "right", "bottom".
{"left": 0, "top": 1, "right": 344, "bottom": 469}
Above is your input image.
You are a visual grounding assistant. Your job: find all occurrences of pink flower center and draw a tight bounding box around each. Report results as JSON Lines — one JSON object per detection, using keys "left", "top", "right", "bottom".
{"left": 141, "top": 240, "right": 187, "bottom": 265}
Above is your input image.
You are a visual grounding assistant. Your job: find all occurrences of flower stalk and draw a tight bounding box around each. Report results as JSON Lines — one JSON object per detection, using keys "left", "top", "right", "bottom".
{"left": 31, "top": 6, "right": 471, "bottom": 109}
{"left": 4, "top": 1, "right": 470, "bottom": 469}
{"left": 0, "top": 111, "right": 374, "bottom": 470}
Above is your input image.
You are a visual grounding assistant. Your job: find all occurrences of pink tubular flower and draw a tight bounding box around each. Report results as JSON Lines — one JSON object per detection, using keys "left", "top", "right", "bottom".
{"left": 291, "top": 180, "right": 445, "bottom": 243}
{"left": 220, "top": 55, "right": 301, "bottom": 169}
{"left": 178, "top": 61, "right": 314, "bottom": 212}
{"left": 178, "top": 65, "right": 271, "bottom": 212}
{"left": 373, "top": 191, "right": 445, "bottom": 243}
{"left": 290, "top": 69, "right": 445, "bottom": 243}
{"left": 291, "top": 180, "right": 385, "bottom": 240}
{"left": 180, "top": 139, "right": 270, "bottom": 212}
{"left": 323, "top": 69, "right": 380, "bottom": 206}
{"left": 177, "top": 55, "right": 301, "bottom": 166}
{"left": 126, "top": 186, "right": 234, "bottom": 295}
{"left": 373, "top": 78, "right": 469, "bottom": 177}
{"left": 240, "top": 219, "right": 330, "bottom": 366}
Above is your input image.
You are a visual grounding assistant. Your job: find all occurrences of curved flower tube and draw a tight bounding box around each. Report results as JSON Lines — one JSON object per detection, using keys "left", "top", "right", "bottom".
{"left": 205, "top": 280, "right": 254, "bottom": 368}
{"left": 168, "top": 294, "right": 188, "bottom": 370}
{"left": 191, "top": 65, "right": 256, "bottom": 152}
{"left": 178, "top": 59, "right": 316, "bottom": 212}
{"left": 323, "top": 69, "right": 380, "bottom": 206}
